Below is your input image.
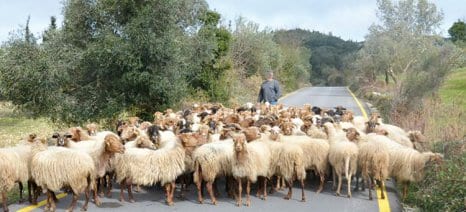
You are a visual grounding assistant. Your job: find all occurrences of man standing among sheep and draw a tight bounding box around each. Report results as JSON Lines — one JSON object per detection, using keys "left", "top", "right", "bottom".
{"left": 257, "top": 71, "right": 281, "bottom": 105}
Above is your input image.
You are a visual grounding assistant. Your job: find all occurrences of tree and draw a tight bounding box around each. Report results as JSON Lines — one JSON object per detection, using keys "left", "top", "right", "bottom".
{"left": 448, "top": 20, "right": 466, "bottom": 42}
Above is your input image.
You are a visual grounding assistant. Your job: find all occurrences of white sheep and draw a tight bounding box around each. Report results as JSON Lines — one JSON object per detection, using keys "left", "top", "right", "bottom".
{"left": 231, "top": 133, "right": 271, "bottom": 207}
{"left": 323, "top": 122, "right": 359, "bottom": 198}
{"left": 30, "top": 142, "right": 95, "bottom": 212}
{"left": 192, "top": 138, "right": 234, "bottom": 205}
{"left": 376, "top": 134, "right": 443, "bottom": 200}
{"left": 114, "top": 135, "right": 185, "bottom": 205}
{"left": 0, "top": 137, "right": 37, "bottom": 212}
{"left": 60, "top": 133, "right": 125, "bottom": 205}
{"left": 345, "top": 128, "right": 390, "bottom": 200}
{"left": 262, "top": 132, "right": 306, "bottom": 201}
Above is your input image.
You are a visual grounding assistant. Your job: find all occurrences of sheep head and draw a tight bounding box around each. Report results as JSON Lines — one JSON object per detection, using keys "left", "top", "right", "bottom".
{"left": 232, "top": 133, "right": 247, "bottom": 152}
{"left": 365, "top": 120, "right": 379, "bottom": 133}
{"left": 242, "top": 126, "right": 261, "bottom": 142}
{"left": 341, "top": 111, "right": 354, "bottom": 122}
{"left": 135, "top": 136, "right": 156, "bottom": 150}
{"left": 120, "top": 126, "right": 139, "bottom": 143}
{"left": 279, "top": 121, "right": 294, "bottom": 136}
{"left": 344, "top": 127, "right": 360, "bottom": 142}
{"left": 86, "top": 123, "right": 99, "bottom": 136}
{"left": 138, "top": 121, "right": 153, "bottom": 131}
{"left": 52, "top": 132, "right": 72, "bottom": 147}
{"left": 104, "top": 134, "right": 125, "bottom": 154}
{"left": 408, "top": 131, "right": 426, "bottom": 143}
{"left": 116, "top": 120, "right": 126, "bottom": 136}
{"left": 375, "top": 129, "right": 389, "bottom": 136}
{"left": 27, "top": 133, "right": 37, "bottom": 142}
{"left": 147, "top": 125, "right": 162, "bottom": 147}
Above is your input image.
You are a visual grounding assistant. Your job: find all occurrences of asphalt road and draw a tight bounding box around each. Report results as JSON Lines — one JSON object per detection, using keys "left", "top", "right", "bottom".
{"left": 11, "top": 86, "right": 401, "bottom": 212}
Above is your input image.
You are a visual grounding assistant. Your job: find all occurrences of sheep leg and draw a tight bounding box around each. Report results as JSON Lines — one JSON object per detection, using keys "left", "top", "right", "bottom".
{"left": 300, "top": 178, "right": 306, "bottom": 202}
{"left": 284, "top": 180, "right": 292, "bottom": 200}
{"left": 256, "top": 176, "right": 262, "bottom": 198}
{"left": 378, "top": 180, "right": 385, "bottom": 199}
{"left": 336, "top": 173, "right": 342, "bottom": 196}
{"left": 195, "top": 178, "right": 203, "bottom": 204}
{"left": 17, "top": 181, "right": 24, "bottom": 203}
{"left": 246, "top": 180, "right": 251, "bottom": 207}
{"left": 82, "top": 182, "right": 91, "bottom": 211}
{"left": 280, "top": 177, "right": 285, "bottom": 190}
{"left": 332, "top": 168, "right": 337, "bottom": 191}
{"left": 366, "top": 175, "right": 373, "bottom": 200}
{"left": 126, "top": 179, "right": 135, "bottom": 203}
{"left": 31, "top": 182, "right": 40, "bottom": 205}
{"left": 48, "top": 191, "right": 57, "bottom": 212}
{"left": 347, "top": 172, "right": 352, "bottom": 198}
{"left": 66, "top": 191, "right": 79, "bottom": 212}
{"left": 2, "top": 191, "right": 8, "bottom": 212}
{"left": 206, "top": 181, "right": 217, "bottom": 205}
{"left": 119, "top": 179, "right": 126, "bottom": 202}
{"left": 275, "top": 176, "right": 281, "bottom": 191}
{"left": 402, "top": 182, "right": 409, "bottom": 201}
{"left": 170, "top": 182, "right": 176, "bottom": 205}
{"left": 236, "top": 178, "right": 242, "bottom": 207}
{"left": 106, "top": 172, "right": 114, "bottom": 197}
{"left": 262, "top": 177, "right": 268, "bottom": 200}
{"left": 164, "top": 183, "right": 174, "bottom": 206}
{"left": 93, "top": 186, "right": 101, "bottom": 206}
{"left": 316, "top": 173, "right": 325, "bottom": 193}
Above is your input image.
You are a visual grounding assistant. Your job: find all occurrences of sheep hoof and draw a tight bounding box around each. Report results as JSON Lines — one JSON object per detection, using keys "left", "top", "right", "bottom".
{"left": 369, "top": 196, "right": 373, "bottom": 201}
{"left": 261, "top": 196, "right": 267, "bottom": 201}
{"left": 347, "top": 194, "right": 352, "bottom": 198}
{"left": 301, "top": 198, "right": 306, "bottom": 202}
{"left": 284, "top": 196, "right": 290, "bottom": 200}
{"left": 95, "top": 199, "right": 102, "bottom": 206}
{"left": 129, "top": 199, "right": 135, "bottom": 203}
{"left": 167, "top": 201, "right": 174, "bottom": 206}
{"left": 212, "top": 200, "right": 217, "bottom": 205}
{"left": 81, "top": 206, "right": 88, "bottom": 211}
{"left": 335, "top": 192, "right": 340, "bottom": 196}
{"left": 246, "top": 202, "right": 250, "bottom": 207}
{"left": 236, "top": 202, "right": 241, "bottom": 207}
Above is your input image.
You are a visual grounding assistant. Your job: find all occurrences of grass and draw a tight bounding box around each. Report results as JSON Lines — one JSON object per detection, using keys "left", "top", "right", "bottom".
{"left": 0, "top": 101, "right": 56, "bottom": 148}
{"left": 438, "top": 67, "right": 466, "bottom": 111}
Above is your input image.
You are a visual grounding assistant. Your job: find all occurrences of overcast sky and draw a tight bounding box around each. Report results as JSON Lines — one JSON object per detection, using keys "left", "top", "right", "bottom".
{"left": 0, "top": 0, "right": 464, "bottom": 43}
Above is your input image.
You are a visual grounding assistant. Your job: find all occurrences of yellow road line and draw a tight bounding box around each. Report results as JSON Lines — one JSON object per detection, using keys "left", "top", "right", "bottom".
{"left": 346, "top": 87, "right": 391, "bottom": 212}
{"left": 17, "top": 193, "right": 67, "bottom": 212}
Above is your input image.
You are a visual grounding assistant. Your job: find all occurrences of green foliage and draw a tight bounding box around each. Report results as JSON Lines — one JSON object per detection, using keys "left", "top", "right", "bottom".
{"left": 448, "top": 20, "right": 466, "bottom": 43}
{"left": 275, "top": 29, "right": 361, "bottom": 86}
{"left": 405, "top": 141, "right": 466, "bottom": 212}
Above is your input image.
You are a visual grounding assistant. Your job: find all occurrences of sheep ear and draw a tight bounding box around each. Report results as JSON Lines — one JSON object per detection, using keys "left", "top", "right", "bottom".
{"left": 65, "top": 134, "right": 72, "bottom": 138}
{"left": 342, "top": 128, "right": 348, "bottom": 132}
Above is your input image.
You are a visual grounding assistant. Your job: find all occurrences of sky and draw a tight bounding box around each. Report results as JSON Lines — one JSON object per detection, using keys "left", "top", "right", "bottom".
{"left": 0, "top": 0, "right": 464, "bottom": 43}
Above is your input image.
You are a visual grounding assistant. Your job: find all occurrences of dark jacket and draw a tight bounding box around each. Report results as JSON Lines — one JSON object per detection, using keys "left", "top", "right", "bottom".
{"left": 257, "top": 79, "right": 281, "bottom": 103}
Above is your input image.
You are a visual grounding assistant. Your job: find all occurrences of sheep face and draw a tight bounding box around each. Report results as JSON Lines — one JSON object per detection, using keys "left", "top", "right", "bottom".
{"left": 27, "top": 133, "right": 37, "bottom": 142}
{"left": 53, "top": 132, "right": 72, "bottom": 146}
{"left": 280, "top": 122, "right": 294, "bottom": 136}
{"left": 344, "top": 128, "right": 360, "bottom": 141}
{"left": 116, "top": 120, "right": 126, "bottom": 136}
{"left": 365, "top": 120, "right": 379, "bottom": 133}
{"left": 136, "top": 136, "right": 156, "bottom": 149}
{"left": 120, "top": 126, "right": 139, "bottom": 142}
{"left": 104, "top": 134, "right": 125, "bottom": 154}
{"left": 147, "top": 125, "right": 162, "bottom": 147}
{"left": 233, "top": 134, "right": 247, "bottom": 152}
{"left": 86, "top": 123, "right": 99, "bottom": 136}
{"left": 243, "top": 127, "right": 261, "bottom": 142}
{"left": 128, "top": 116, "right": 140, "bottom": 127}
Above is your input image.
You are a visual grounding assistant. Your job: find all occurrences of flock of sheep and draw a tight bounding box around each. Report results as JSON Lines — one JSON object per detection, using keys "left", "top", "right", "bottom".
{"left": 0, "top": 102, "right": 443, "bottom": 211}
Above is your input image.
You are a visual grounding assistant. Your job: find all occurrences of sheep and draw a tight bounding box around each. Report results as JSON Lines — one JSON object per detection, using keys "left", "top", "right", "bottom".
{"left": 192, "top": 138, "right": 235, "bottom": 205}
{"left": 114, "top": 135, "right": 185, "bottom": 205}
{"left": 365, "top": 116, "right": 413, "bottom": 148}
{"left": 0, "top": 135, "right": 40, "bottom": 212}
{"left": 262, "top": 131, "right": 306, "bottom": 201}
{"left": 85, "top": 123, "right": 99, "bottom": 136}
{"left": 345, "top": 128, "right": 389, "bottom": 200}
{"left": 231, "top": 133, "right": 271, "bottom": 207}
{"left": 60, "top": 133, "right": 125, "bottom": 205}
{"left": 276, "top": 134, "right": 329, "bottom": 194}
{"left": 375, "top": 134, "right": 443, "bottom": 200}
{"left": 30, "top": 141, "right": 95, "bottom": 212}
{"left": 323, "top": 122, "right": 359, "bottom": 198}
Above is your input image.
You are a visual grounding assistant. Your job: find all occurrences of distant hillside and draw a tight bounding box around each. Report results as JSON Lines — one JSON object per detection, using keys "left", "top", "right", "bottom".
{"left": 274, "top": 29, "right": 362, "bottom": 86}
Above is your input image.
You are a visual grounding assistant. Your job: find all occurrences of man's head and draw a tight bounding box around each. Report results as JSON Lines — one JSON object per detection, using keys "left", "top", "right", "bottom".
{"left": 267, "top": 71, "right": 274, "bottom": 80}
